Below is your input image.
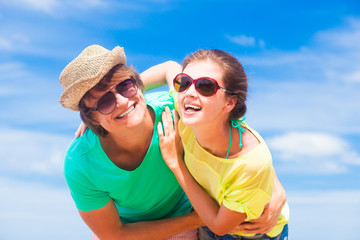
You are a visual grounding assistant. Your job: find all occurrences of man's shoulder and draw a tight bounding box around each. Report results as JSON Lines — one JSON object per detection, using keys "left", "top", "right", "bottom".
{"left": 145, "top": 91, "right": 174, "bottom": 112}
{"left": 64, "top": 129, "right": 99, "bottom": 171}
{"left": 145, "top": 91, "right": 173, "bottom": 103}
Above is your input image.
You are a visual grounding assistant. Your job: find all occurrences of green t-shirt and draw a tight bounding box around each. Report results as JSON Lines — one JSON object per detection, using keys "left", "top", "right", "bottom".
{"left": 64, "top": 91, "right": 191, "bottom": 224}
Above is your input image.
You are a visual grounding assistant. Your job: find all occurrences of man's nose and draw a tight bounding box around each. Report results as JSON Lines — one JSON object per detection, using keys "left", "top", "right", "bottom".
{"left": 114, "top": 92, "right": 128, "bottom": 107}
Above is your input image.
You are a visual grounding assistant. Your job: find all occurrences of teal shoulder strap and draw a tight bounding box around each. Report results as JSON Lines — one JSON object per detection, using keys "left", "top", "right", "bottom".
{"left": 226, "top": 114, "right": 246, "bottom": 159}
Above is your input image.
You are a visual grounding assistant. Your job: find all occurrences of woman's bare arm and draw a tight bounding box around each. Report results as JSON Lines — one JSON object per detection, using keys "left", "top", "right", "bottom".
{"left": 158, "top": 107, "right": 247, "bottom": 236}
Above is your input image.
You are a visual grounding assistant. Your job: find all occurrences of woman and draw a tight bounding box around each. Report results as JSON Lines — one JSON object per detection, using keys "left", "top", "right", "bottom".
{"left": 157, "top": 49, "right": 289, "bottom": 239}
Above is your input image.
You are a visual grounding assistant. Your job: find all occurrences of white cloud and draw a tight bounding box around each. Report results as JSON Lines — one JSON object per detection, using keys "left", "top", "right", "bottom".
{"left": 313, "top": 17, "right": 360, "bottom": 51}
{"left": 241, "top": 17, "right": 360, "bottom": 83}
{"left": 0, "top": 177, "right": 91, "bottom": 240}
{"left": 266, "top": 131, "right": 360, "bottom": 174}
{"left": 0, "top": 128, "right": 73, "bottom": 176}
{"left": 67, "top": 0, "right": 108, "bottom": 10}
{"left": 287, "top": 190, "right": 360, "bottom": 240}
{"left": 226, "top": 34, "right": 256, "bottom": 47}
{"left": 246, "top": 79, "right": 360, "bottom": 135}
{"left": 0, "top": 34, "right": 31, "bottom": 51}
{"left": 342, "top": 70, "right": 360, "bottom": 83}
{"left": 268, "top": 132, "right": 348, "bottom": 158}
{"left": 0, "top": 0, "right": 109, "bottom": 14}
{"left": 0, "top": 0, "right": 172, "bottom": 15}
{"left": 0, "top": 61, "right": 31, "bottom": 79}
{"left": 0, "top": 0, "right": 60, "bottom": 14}
{"left": 226, "top": 34, "right": 266, "bottom": 48}
{"left": 242, "top": 17, "right": 360, "bottom": 135}
{"left": 0, "top": 37, "right": 12, "bottom": 49}
{"left": 258, "top": 39, "right": 265, "bottom": 48}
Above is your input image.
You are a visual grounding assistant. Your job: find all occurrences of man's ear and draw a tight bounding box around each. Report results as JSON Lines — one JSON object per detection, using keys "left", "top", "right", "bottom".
{"left": 224, "top": 97, "right": 237, "bottom": 113}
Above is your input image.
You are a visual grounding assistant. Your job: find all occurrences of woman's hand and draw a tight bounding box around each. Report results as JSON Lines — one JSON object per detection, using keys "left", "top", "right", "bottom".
{"left": 75, "top": 121, "right": 87, "bottom": 138}
{"left": 157, "top": 107, "right": 183, "bottom": 170}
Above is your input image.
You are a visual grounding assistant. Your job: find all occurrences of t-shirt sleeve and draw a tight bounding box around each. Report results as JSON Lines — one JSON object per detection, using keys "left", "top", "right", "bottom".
{"left": 222, "top": 158, "right": 274, "bottom": 220}
{"left": 145, "top": 91, "right": 175, "bottom": 115}
{"left": 64, "top": 154, "right": 111, "bottom": 211}
{"left": 223, "top": 187, "right": 271, "bottom": 220}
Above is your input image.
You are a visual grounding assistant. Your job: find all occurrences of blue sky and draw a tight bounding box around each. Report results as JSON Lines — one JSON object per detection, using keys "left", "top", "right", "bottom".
{"left": 0, "top": 0, "right": 359, "bottom": 239}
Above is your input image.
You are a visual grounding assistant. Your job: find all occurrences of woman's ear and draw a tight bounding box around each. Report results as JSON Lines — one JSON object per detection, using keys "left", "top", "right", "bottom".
{"left": 224, "top": 97, "right": 237, "bottom": 113}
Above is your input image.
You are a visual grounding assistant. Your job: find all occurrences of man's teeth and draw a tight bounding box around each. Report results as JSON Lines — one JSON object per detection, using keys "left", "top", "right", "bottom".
{"left": 118, "top": 106, "right": 135, "bottom": 118}
{"left": 185, "top": 104, "right": 201, "bottom": 111}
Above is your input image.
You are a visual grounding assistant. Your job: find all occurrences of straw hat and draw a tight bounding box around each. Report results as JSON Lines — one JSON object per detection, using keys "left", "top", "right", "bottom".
{"left": 59, "top": 45, "right": 126, "bottom": 111}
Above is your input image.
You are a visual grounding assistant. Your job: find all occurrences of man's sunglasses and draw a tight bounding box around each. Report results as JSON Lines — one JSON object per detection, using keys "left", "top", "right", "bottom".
{"left": 173, "top": 73, "right": 233, "bottom": 97}
{"left": 89, "top": 78, "right": 138, "bottom": 115}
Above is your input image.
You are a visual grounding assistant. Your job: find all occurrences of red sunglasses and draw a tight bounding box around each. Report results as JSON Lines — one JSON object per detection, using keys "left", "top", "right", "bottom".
{"left": 173, "top": 73, "right": 233, "bottom": 97}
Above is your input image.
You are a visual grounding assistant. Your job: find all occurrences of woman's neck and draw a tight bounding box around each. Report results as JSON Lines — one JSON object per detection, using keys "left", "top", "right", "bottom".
{"left": 192, "top": 118, "right": 232, "bottom": 158}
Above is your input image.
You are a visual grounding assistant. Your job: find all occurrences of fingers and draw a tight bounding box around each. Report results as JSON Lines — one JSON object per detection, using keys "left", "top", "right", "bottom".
{"left": 158, "top": 107, "right": 171, "bottom": 140}
{"left": 75, "top": 130, "right": 81, "bottom": 138}
{"left": 235, "top": 225, "right": 259, "bottom": 234}
{"left": 173, "top": 109, "right": 179, "bottom": 136}
{"left": 173, "top": 108, "right": 179, "bottom": 124}
{"left": 75, "top": 122, "right": 87, "bottom": 138}
{"left": 161, "top": 106, "right": 176, "bottom": 135}
{"left": 162, "top": 107, "right": 172, "bottom": 133}
{"left": 238, "top": 221, "right": 274, "bottom": 234}
{"left": 157, "top": 121, "right": 164, "bottom": 138}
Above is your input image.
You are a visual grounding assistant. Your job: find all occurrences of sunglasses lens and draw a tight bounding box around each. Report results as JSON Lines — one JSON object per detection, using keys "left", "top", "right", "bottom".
{"left": 97, "top": 91, "right": 116, "bottom": 115}
{"left": 195, "top": 78, "right": 218, "bottom": 96}
{"left": 116, "top": 79, "right": 137, "bottom": 98}
{"left": 174, "top": 74, "right": 192, "bottom": 92}
{"left": 94, "top": 79, "right": 137, "bottom": 115}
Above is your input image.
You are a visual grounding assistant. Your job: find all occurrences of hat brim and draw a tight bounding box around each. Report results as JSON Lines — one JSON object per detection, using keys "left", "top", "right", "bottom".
{"left": 59, "top": 46, "right": 126, "bottom": 111}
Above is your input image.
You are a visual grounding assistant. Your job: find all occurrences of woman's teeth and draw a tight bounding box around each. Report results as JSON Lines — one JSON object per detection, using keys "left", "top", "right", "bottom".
{"left": 185, "top": 104, "right": 201, "bottom": 111}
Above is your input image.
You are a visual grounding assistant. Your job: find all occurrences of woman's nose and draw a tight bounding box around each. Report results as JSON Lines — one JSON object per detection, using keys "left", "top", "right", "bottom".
{"left": 185, "top": 82, "right": 197, "bottom": 96}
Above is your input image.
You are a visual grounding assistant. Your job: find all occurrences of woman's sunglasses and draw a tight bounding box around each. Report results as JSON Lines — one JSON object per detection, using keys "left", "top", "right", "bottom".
{"left": 173, "top": 73, "right": 233, "bottom": 97}
{"left": 89, "top": 78, "right": 138, "bottom": 115}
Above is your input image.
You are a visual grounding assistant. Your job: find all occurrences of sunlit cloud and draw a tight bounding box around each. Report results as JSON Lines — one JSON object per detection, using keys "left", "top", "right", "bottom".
{"left": 0, "top": 177, "right": 91, "bottom": 240}
{"left": 268, "top": 132, "right": 348, "bottom": 158}
{"left": 287, "top": 189, "right": 360, "bottom": 239}
{"left": 0, "top": 0, "right": 60, "bottom": 14}
{"left": 226, "top": 34, "right": 256, "bottom": 47}
{"left": 0, "top": 61, "right": 31, "bottom": 80}
{"left": 242, "top": 17, "right": 360, "bottom": 135}
{"left": 313, "top": 17, "right": 360, "bottom": 51}
{"left": 0, "top": 128, "right": 73, "bottom": 176}
{"left": 266, "top": 131, "right": 360, "bottom": 174}
{"left": 0, "top": 0, "right": 175, "bottom": 15}
{"left": 0, "top": 0, "right": 108, "bottom": 14}
{"left": 226, "top": 34, "right": 265, "bottom": 48}
{"left": 241, "top": 17, "right": 360, "bottom": 84}
{"left": 73, "top": 0, "right": 107, "bottom": 8}
{"left": 0, "top": 35, "right": 31, "bottom": 51}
